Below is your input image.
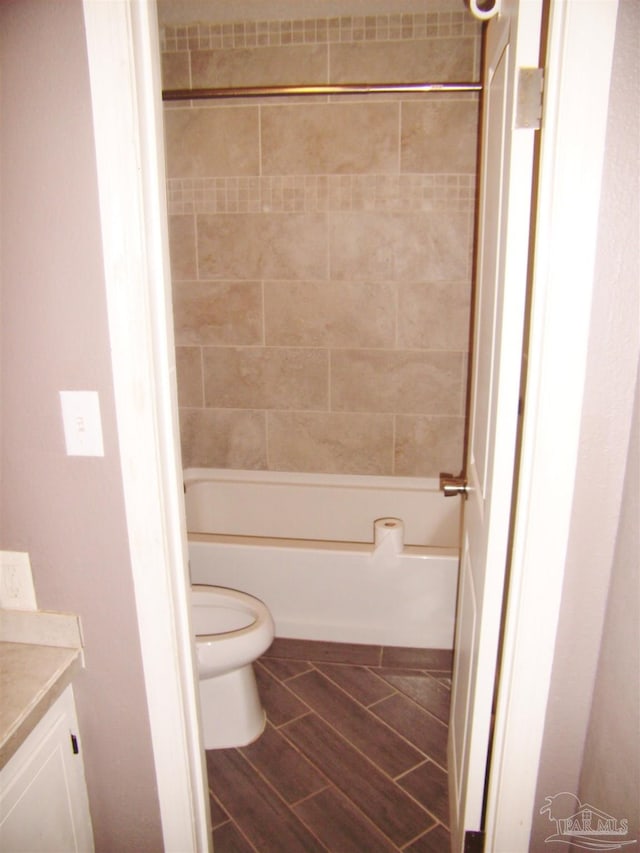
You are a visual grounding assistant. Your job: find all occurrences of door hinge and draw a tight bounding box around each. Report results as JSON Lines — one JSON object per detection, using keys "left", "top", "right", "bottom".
{"left": 515, "top": 67, "right": 544, "bottom": 129}
{"left": 70, "top": 733, "right": 79, "bottom": 755}
{"left": 464, "top": 829, "right": 485, "bottom": 852}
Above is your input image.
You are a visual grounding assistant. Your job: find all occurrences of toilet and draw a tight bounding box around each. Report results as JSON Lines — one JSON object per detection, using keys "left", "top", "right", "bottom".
{"left": 191, "top": 584, "right": 275, "bottom": 749}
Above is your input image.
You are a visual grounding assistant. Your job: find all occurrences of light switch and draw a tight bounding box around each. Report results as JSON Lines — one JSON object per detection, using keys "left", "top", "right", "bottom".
{"left": 60, "top": 390, "right": 104, "bottom": 457}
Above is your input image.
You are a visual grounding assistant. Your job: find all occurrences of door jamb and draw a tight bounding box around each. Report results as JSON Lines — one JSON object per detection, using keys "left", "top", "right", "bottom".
{"left": 82, "top": 2, "right": 211, "bottom": 849}
{"left": 484, "top": 2, "right": 619, "bottom": 848}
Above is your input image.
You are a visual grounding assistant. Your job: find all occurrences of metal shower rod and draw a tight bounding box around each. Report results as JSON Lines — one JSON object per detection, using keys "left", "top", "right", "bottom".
{"left": 162, "top": 81, "right": 482, "bottom": 101}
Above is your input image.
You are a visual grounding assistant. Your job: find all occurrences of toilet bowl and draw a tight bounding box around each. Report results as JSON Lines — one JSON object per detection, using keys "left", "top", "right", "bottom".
{"left": 192, "top": 584, "right": 275, "bottom": 749}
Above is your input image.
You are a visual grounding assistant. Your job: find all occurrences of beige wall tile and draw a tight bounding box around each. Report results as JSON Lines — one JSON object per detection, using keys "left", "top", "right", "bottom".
{"left": 394, "top": 415, "right": 464, "bottom": 477}
{"left": 261, "top": 103, "right": 399, "bottom": 175}
{"left": 175, "top": 347, "right": 203, "bottom": 407}
{"left": 397, "top": 281, "right": 471, "bottom": 351}
{"left": 268, "top": 411, "right": 394, "bottom": 474}
{"left": 203, "top": 346, "right": 328, "bottom": 409}
{"left": 329, "top": 211, "right": 471, "bottom": 282}
{"left": 168, "top": 214, "right": 197, "bottom": 279}
{"left": 198, "top": 213, "right": 328, "bottom": 279}
{"left": 331, "top": 349, "right": 464, "bottom": 415}
{"left": 173, "top": 280, "right": 263, "bottom": 345}
{"left": 330, "top": 38, "right": 476, "bottom": 85}
{"left": 165, "top": 11, "right": 480, "bottom": 476}
{"left": 164, "top": 106, "right": 259, "bottom": 177}
{"left": 157, "top": 6, "right": 476, "bottom": 33}
{"left": 161, "top": 51, "right": 190, "bottom": 89}
{"left": 191, "top": 44, "right": 327, "bottom": 88}
{"left": 179, "top": 408, "right": 267, "bottom": 469}
{"left": 264, "top": 280, "right": 395, "bottom": 347}
{"left": 401, "top": 99, "right": 479, "bottom": 174}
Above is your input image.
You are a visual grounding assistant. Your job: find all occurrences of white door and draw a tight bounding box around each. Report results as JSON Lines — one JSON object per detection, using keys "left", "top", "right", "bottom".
{"left": 448, "top": 2, "right": 543, "bottom": 850}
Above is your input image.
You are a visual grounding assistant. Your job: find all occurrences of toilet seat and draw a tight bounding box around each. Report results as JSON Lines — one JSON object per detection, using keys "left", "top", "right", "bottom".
{"left": 192, "top": 584, "right": 274, "bottom": 678}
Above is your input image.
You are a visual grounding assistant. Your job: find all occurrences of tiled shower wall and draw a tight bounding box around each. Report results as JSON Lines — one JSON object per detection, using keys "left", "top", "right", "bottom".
{"left": 160, "top": 3, "right": 480, "bottom": 476}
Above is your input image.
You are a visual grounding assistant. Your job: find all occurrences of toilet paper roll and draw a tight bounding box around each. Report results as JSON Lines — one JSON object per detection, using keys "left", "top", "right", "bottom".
{"left": 373, "top": 517, "right": 404, "bottom": 555}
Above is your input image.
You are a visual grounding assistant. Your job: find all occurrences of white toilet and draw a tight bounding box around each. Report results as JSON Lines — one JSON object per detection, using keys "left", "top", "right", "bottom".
{"left": 191, "top": 584, "right": 275, "bottom": 749}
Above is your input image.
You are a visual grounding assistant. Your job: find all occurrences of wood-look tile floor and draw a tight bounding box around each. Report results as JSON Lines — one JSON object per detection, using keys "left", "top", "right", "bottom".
{"left": 206, "top": 638, "right": 452, "bottom": 852}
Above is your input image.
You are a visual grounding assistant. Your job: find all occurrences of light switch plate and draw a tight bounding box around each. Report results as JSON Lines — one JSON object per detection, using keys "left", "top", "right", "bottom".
{"left": 60, "top": 390, "right": 104, "bottom": 457}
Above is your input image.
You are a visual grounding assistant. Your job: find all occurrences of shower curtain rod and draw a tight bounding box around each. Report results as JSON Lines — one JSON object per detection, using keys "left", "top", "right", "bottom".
{"left": 162, "top": 81, "right": 482, "bottom": 101}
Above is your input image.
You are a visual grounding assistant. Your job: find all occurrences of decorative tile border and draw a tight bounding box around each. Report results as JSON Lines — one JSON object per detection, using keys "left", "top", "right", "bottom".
{"left": 160, "top": 12, "right": 480, "bottom": 52}
{"left": 167, "top": 173, "right": 476, "bottom": 215}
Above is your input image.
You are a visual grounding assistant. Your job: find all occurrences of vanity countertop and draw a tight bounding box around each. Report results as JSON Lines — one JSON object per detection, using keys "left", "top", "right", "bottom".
{"left": 0, "top": 641, "right": 83, "bottom": 769}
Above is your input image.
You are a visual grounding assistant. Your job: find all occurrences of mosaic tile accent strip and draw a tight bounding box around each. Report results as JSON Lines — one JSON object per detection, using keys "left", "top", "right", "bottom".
{"left": 160, "top": 12, "right": 480, "bottom": 52}
{"left": 167, "top": 173, "right": 476, "bottom": 215}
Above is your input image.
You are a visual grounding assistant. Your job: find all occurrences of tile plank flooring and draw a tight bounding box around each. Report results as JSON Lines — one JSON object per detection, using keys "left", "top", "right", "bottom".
{"left": 206, "top": 638, "right": 452, "bottom": 852}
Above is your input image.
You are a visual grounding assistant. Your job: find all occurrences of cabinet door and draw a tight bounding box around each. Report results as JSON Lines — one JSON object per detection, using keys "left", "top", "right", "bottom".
{"left": 0, "top": 685, "right": 94, "bottom": 852}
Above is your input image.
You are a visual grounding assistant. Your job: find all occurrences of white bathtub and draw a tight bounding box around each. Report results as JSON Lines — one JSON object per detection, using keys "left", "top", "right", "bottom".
{"left": 185, "top": 468, "right": 461, "bottom": 649}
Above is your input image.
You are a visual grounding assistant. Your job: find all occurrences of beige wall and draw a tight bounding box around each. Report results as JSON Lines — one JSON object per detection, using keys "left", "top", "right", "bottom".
{"left": 0, "top": 1, "right": 163, "bottom": 849}
{"left": 531, "top": 0, "right": 639, "bottom": 847}
{"left": 161, "top": 3, "right": 480, "bottom": 476}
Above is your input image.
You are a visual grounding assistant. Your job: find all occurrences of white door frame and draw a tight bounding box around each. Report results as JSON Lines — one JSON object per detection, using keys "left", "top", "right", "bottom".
{"left": 82, "top": 1, "right": 211, "bottom": 850}
{"left": 82, "top": 0, "right": 619, "bottom": 850}
{"left": 485, "top": 1, "right": 618, "bottom": 849}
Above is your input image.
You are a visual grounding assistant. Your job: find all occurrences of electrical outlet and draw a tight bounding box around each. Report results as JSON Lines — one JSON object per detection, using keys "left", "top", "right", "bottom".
{"left": 60, "top": 390, "right": 104, "bottom": 457}
{"left": 0, "top": 551, "right": 37, "bottom": 610}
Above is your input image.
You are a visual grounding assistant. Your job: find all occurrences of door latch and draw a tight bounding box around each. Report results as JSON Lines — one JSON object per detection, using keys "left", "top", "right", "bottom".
{"left": 440, "top": 472, "right": 470, "bottom": 499}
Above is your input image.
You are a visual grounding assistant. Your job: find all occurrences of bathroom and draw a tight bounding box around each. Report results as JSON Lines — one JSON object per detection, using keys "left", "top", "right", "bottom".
{"left": 2, "top": 0, "right": 635, "bottom": 849}
{"left": 159, "top": 0, "right": 480, "bottom": 848}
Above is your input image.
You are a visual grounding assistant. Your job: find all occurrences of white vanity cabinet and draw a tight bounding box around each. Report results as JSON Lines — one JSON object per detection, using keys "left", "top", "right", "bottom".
{"left": 0, "top": 685, "right": 94, "bottom": 852}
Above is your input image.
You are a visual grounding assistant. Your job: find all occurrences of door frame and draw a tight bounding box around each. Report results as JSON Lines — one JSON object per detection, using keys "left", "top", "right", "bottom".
{"left": 484, "top": 1, "right": 619, "bottom": 848}
{"left": 82, "top": 1, "right": 211, "bottom": 850}
{"left": 82, "top": 0, "right": 619, "bottom": 850}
